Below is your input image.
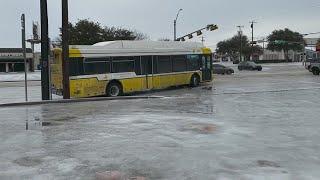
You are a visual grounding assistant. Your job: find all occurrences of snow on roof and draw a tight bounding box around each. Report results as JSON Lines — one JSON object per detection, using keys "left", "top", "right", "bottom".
{"left": 71, "top": 40, "right": 204, "bottom": 50}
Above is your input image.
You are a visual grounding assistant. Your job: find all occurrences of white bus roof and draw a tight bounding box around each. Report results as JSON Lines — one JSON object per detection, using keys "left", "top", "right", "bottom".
{"left": 69, "top": 40, "right": 210, "bottom": 57}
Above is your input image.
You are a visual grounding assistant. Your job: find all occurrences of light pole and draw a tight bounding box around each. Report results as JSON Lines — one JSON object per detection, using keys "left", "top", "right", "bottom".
{"left": 237, "top": 25, "right": 244, "bottom": 62}
{"left": 250, "top": 21, "right": 257, "bottom": 60}
{"left": 21, "top": 14, "right": 28, "bottom": 102}
{"left": 174, "top": 8, "right": 183, "bottom": 41}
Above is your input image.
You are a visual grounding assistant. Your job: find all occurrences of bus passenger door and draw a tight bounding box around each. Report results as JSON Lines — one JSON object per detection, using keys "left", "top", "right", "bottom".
{"left": 201, "top": 55, "right": 212, "bottom": 81}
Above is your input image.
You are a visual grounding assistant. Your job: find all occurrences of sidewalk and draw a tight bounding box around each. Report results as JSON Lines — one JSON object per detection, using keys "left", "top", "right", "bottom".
{"left": 0, "top": 71, "right": 41, "bottom": 82}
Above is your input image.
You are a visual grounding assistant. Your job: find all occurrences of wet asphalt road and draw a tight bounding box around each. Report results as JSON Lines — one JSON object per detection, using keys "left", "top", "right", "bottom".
{"left": 1, "top": 63, "right": 320, "bottom": 180}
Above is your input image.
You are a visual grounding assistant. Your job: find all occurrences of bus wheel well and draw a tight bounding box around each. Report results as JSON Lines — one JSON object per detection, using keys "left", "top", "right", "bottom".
{"left": 106, "top": 80, "right": 123, "bottom": 96}
{"left": 190, "top": 73, "right": 201, "bottom": 87}
{"left": 192, "top": 73, "right": 201, "bottom": 80}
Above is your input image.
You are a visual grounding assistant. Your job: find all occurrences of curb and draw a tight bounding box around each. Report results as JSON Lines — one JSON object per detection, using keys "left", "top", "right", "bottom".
{"left": 0, "top": 96, "right": 163, "bottom": 108}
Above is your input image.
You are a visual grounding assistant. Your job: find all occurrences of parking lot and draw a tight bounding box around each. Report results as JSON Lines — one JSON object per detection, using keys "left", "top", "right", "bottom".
{"left": 1, "top": 63, "right": 320, "bottom": 179}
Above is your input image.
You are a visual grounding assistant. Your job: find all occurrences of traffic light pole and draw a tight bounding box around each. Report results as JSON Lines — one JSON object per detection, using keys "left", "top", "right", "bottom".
{"left": 174, "top": 20, "right": 177, "bottom": 41}
{"left": 40, "top": 0, "right": 50, "bottom": 100}
{"left": 62, "top": 0, "right": 70, "bottom": 99}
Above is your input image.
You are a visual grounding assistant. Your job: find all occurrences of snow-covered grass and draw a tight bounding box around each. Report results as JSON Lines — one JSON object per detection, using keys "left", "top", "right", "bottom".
{"left": 0, "top": 71, "right": 41, "bottom": 82}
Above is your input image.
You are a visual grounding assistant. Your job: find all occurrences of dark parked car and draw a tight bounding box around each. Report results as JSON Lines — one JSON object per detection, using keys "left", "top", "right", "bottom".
{"left": 212, "top": 64, "right": 234, "bottom": 75}
{"left": 310, "top": 63, "right": 320, "bottom": 75}
{"left": 233, "top": 60, "right": 240, "bottom": 64}
{"left": 238, "top": 61, "right": 262, "bottom": 71}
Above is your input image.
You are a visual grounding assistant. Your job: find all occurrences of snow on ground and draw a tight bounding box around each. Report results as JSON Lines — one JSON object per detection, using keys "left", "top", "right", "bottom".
{"left": 0, "top": 71, "right": 41, "bottom": 82}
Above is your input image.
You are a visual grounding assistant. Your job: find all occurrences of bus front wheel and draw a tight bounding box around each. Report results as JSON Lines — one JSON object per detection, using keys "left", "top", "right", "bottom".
{"left": 106, "top": 82, "right": 123, "bottom": 97}
{"left": 190, "top": 74, "right": 200, "bottom": 87}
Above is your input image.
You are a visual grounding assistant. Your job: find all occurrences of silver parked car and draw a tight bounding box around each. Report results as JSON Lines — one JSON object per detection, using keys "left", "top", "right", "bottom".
{"left": 212, "top": 64, "right": 234, "bottom": 75}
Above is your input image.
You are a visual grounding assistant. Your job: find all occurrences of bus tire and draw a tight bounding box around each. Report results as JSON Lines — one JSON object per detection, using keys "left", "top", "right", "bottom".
{"left": 106, "top": 81, "right": 123, "bottom": 97}
{"left": 190, "top": 74, "right": 200, "bottom": 87}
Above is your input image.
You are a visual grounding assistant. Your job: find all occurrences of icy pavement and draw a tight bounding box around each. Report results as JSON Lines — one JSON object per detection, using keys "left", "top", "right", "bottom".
{"left": 1, "top": 64, "right": 320, "bottom": 179}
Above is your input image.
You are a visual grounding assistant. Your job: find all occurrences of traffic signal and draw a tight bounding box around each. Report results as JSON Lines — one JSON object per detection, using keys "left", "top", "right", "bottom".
{"left": 206, "top": 24, "right": 218, "bottom": 31}
{"left": 196, "top": 30, "right": 203, "bottom": 36}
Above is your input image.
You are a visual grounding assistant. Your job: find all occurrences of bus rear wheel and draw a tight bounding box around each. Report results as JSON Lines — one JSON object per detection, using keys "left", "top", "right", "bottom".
{"left": 190, "top": 74, "right": 200, "bottom": 87}
{"left": 106, "top": 82, "right": 123, "bottom": 97}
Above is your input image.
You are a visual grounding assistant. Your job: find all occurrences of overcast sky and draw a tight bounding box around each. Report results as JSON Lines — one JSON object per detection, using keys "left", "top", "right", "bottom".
{"left": 1, "top": 0, "right": 319, "bottom": 50}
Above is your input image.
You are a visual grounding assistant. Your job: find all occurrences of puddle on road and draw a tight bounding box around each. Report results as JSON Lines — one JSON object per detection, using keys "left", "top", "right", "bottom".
{"left": 96, "top": 171, "right": 147, "bottom": 180}
{"left": 180, "top": 123, "right": 217, "bottom": 134}
{"left": 257, "top": 160, "right": 281, "bottom": 168}
{"left": 13, "top": 156, "right": 43, "bottom": 167}
{"left": 45, "top": 116, "right": 78, "bottom": 122}
{"left": 25, "top": 115, "right": 75, "bottom": 130}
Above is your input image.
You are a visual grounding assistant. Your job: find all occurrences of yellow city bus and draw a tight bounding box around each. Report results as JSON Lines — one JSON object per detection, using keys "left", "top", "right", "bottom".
{"left": 51, "top": 41, "right": 213, "bottom": 98}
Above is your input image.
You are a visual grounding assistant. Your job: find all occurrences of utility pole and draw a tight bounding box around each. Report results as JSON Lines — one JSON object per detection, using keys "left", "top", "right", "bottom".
{"left": 201, "top": 36, "right": 205, "bottom": 45}
{"left": 174, "top": 8, "right": 183, "bottom": 41}
{"left": 237, "top": 25, "right": 244, "bottom": 62}
{"left": 62, "top": 0, "right": 70, "bottom": 99}
{"left": 40, "top": 0, "right": 50, "bottom": 100}
{"left": 21, "top": 14, "right": 28, "bottom": 102}
{"left": 27, "top": 22, "right": 41, "bottom": 72}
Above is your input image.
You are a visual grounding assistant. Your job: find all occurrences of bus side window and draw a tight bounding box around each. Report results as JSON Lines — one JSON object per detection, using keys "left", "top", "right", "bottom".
{"left": 153, "top": 56, "right": 158, "bottom": 74}
{"left": 186, "top": 55, "right": 200, "bottom": 70}
{"left": 84, "top": 57, "right": 110, "bottom": 75}
{"left": 69, "top": 58, "right": 84, "bottom": 76}
{"left": 112, "top": 57, "right": 135, "bottom": 73}
{"left": 157, "top": 56, "right": 172, "bottom": 73}
{"left": 134, "top": 56, "right": 141, "bottom": 75}
{"left": 172, "top": 55, "right": 187, "bottom": 72}
{"left": 141, "top": 56, "right": 152, "bottom": 75}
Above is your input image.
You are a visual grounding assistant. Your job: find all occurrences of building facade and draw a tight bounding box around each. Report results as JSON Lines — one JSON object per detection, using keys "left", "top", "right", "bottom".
{"left": 0, "top": 48, "right": 34, "bottom": 72}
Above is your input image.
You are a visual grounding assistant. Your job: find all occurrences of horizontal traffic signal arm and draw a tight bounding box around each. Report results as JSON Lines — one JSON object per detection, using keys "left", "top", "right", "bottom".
{"left": 177, "top": 24, "right": 218, "bottom": 41}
